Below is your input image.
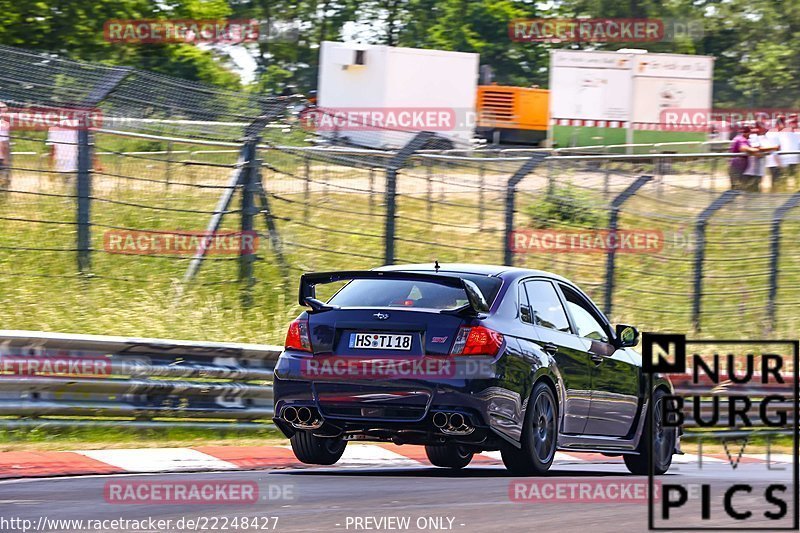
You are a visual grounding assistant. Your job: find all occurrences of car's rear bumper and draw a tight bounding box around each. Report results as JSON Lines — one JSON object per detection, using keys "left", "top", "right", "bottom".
{"left": 273, "top": 351, "right": 525, "bottom": 447}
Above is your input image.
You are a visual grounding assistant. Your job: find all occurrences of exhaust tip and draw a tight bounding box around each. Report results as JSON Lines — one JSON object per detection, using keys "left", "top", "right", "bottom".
{"left": 449, "top": 412, "right": 465, "bottom": 429}
{"left": 283, "top": 406, "right": 298, "bottom": 423}
{"left": 297, "top": 406, "right": 312, "bottom": 424}
{"left": 432, "top": 412, "right": 448, "bottom": 428}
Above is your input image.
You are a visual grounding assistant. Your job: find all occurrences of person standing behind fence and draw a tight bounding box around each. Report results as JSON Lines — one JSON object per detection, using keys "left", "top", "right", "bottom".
{"left": 742, "top": 121, "right": 778, "bottom": 192}
{"left": 46, "top": 116, "right": 79, "bottom": 179}
{"left": 765, "top": 116, "right": 785, "bottom": 192}
{"left": 784, "top": 115, "right": 800, "bottom": 188}
{"left": 729, "top": 124, "right": 759, "bottom": 190}
{"left": 0, "top": 102, "right": 10, "bottom": 191}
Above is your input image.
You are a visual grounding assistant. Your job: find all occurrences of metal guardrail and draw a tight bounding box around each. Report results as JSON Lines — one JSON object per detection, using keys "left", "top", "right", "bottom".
{"left": 0, "top": 331, "right": 792, "bottom": 434}
{"left": 0, "top": 330, "right": 281, "bottom": 431}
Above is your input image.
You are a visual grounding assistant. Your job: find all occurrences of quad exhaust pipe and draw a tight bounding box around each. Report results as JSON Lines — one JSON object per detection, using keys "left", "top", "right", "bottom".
{"left": 281, "top": 405, "right": 323, "bottom": 429}
{"left": 432, "top": 411, "right": 474, "bottom": 435}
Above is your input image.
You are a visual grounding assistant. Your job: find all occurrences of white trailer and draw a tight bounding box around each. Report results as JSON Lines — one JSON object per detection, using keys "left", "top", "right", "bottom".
{"left": 316, "top": 41, "right": 479, "bottom": 149}
{"left": 549, "top": 49, "right": 714, "bottom": 146}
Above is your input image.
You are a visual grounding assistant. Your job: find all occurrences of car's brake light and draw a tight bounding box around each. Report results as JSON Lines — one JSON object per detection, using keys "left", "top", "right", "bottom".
{"left": 450, "top": 326, "right": 504, "bottom": 356}
{"left": 285, "top": 319, "right": 312, "bottom": 352}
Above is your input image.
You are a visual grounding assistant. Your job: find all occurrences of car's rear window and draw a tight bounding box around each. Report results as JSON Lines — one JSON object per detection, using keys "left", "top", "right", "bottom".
{"left": 326, "top": 273, "right": 502, "bottom": 310}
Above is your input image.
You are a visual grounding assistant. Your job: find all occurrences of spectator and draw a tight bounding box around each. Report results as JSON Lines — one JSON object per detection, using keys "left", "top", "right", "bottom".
{"left": 742, "top": 121, "right": 778, "bottom": 192}
{"left": 729, "top": 124, "right": 758, "bottom": 190}
{"left": 765, "top": 116, "right": 785, "bottom": 192}
{"left": 0, "top": 102, "right": 10, "bottom": 191}
{"left": 784, "top": 115, "right": 800, "bottom": 186}
{"left": 46, "top": 116, "right": 79, "bottom": 175}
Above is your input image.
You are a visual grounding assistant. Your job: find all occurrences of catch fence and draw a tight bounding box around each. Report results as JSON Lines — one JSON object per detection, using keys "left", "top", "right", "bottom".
{"left": 1, "top": 44, "right": 799, "bottom": 343}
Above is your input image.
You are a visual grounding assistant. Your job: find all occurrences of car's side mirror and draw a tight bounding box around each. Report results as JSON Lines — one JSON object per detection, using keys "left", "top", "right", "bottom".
{"left": 615, "top": 324, "right": 639, "bottom": 348}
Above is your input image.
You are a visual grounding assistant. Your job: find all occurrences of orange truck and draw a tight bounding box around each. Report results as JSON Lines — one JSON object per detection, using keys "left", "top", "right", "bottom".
{"left": 475, "top": 85, "right": 549, "bottom": 145}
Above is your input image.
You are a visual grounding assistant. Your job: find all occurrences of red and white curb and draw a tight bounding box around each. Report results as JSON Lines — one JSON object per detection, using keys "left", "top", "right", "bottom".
{"left": 0, "top": 445, "right": 792, "bottom": 479}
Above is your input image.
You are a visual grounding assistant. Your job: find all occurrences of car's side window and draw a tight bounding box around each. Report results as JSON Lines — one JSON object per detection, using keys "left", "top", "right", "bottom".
{"left": 523, "top": 280, "right": 571, "bottom": 333}
{"left": 559, "top": 284, "right": 610, "bottom": 343}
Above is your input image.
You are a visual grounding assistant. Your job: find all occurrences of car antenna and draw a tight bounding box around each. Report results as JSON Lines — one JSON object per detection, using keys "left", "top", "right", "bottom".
{"left": 434, "top": 260, "right": 440, "bottom": 272}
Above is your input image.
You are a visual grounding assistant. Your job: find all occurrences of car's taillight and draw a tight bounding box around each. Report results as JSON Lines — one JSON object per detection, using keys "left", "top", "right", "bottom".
{"left": 450, "top": 326, "right": 504, "bottom": 356}
{"left": 285, "top": 319, "right": 312, "bottom": 352}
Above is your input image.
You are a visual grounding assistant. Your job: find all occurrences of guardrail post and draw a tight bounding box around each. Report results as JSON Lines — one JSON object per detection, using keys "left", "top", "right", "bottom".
{"left": 603, "top": 175, "right": 652, "bottom": 317}
{"left": 384, "top": 132, "right": 434, "bottom": 265}
{"left": 767, "top": 192, "right": 800, "bottom": 330}
{"left": 692, "top": 190, "right": 740, "bottom": 331}
{"left": 76, "top": 127, "right": 92, "bottom": 274}
{"left": 503, "top": 153, "right": 548, "bottom": 266}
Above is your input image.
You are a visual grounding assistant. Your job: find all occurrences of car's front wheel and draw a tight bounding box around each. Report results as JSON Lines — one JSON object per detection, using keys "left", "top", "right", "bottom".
{"left": 290, "top": 431, "right": 347, "bottom": 465}
{"left": 425, "top": 444, "right": 473, "bottom": 469}
{"left": 501, "top": 382, "right": 557, "bottom": 476}
{"left": 624, "top": 388, "right": 676, "bottom": 475}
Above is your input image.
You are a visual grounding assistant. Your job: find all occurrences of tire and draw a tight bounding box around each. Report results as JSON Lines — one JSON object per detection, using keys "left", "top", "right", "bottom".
{"left": 624, "top": 388, "right": 676, "bottom": 475}
{"left": 425, "top": 444, "right": 473, "bottom": 469}
{"left": 290, "top": 430, "right": 347, "bottom": 465}
{"left": 501, "top": 382, "right": 558, "bottom": 476}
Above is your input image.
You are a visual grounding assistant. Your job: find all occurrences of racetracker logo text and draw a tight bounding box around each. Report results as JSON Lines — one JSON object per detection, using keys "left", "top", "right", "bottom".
{"left": 0, "top": 107, "right": 102, "bottom": 130}
{"left": 104, "top": 230, "right": 259, "bottom": 256}
{"left": 103, "top": 19, "right": 259, "bottom": 44}
{"left": 299, "top": 107, "right": 462, "bottom": 132}
{"left": 510, "top": 229, "right": 664, "bottom": 254}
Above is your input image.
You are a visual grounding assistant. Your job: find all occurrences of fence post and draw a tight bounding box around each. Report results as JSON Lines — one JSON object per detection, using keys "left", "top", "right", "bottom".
{"left": 478, "top": 159, "right": 485, "bottom": 230}
{"left": 603, "top": 175, "right": 652, "bottom": 317}
{"left": 692, "top": 190, "right": 740, "bottom": 331}
{"left": 165, "top": 140, "right": 173, "bottom": 188}
{"left": 503, "top": 153, "right": 548, "bottom": 266}
{"left": 767, "top": 192, "right": 800, "bottom": 330}
{"left": 303, "top": 154, "right": 310, "bottom": 223}
{"left": 238, "top": 138, "right": 258, "bottom": 306}
{"left": 183, "top": 147, "right": 248, "bottom": 284}
{"left": 384, "top": 132, "right": 434, "bottom": 265}
{"left": 76, "top": 128, "right": 92, "bottom": 273}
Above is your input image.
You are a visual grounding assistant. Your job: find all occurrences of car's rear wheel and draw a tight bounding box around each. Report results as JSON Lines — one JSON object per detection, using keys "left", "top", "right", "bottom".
{"left": 290, "top": 431, "right": 347, "bottom": 465}
{"left": 425, "top": 444, "right": 473, "bottom": 469}
{"left": 624, "top": 388, "right": 676, "bottom": 475}
{"left": 501, "top": 382, "right": 557, "bottom": 476}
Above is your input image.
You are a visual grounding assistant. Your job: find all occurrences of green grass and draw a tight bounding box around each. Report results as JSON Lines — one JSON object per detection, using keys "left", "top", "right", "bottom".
{"left": 1, "top": 149, "right": 799, "bottom": 344}
{"left": 0, "top": 424, "right": 286, "bottom": 451}
{"left": 552, "top": 125, "right": 707, "bottom": 151}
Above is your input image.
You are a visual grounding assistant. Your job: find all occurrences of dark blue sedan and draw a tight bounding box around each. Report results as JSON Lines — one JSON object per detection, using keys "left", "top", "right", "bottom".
{"left": 273, "top": 263, "right": 678, "bottom": 475}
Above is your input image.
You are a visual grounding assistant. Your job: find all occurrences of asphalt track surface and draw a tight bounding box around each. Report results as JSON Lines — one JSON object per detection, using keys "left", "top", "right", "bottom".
{"left": 1, "top": 454, "right": 796, "bottom": 533}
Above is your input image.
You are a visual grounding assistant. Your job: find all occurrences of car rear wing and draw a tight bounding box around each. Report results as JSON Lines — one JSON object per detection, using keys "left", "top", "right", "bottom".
{"left": 298, "top": 270, "right": 491, "bottom": 315}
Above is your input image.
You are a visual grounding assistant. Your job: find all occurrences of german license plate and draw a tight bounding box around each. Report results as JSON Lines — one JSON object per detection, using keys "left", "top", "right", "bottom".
{"left": 349, "top": 333, "right": 413, "bottom": 350}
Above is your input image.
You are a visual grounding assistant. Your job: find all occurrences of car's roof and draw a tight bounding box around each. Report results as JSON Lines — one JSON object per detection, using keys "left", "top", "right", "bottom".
{"left": 375, "top": 263, "right": 571, "bottom": 283}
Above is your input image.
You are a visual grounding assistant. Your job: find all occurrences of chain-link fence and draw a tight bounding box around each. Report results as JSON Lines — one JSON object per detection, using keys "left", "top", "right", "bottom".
{"left": 1, "top": 44, "right": 799, "bottom": 343}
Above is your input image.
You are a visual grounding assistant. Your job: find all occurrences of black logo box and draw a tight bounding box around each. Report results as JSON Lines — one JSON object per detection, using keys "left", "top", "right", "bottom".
{"left": 642, "top": 335, "right": 799, "bottom": 531}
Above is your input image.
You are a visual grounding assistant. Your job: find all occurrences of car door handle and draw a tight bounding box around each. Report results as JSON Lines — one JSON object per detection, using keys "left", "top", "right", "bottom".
{"left": 541, "top": 343, "right": 559, "bottom": 356}
{"left": 590, "top": 354, "right": 605, "bottom": 364}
